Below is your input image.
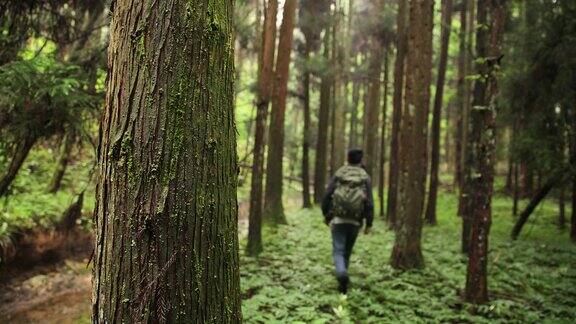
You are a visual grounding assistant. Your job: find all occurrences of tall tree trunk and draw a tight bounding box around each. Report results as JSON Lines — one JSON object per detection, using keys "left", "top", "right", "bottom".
{"left": 93, "top": 0, "right": 241, "bottom": 322}
{"left": 364, "top": 30, "right": 384, "bottom": 179}
{"left": 0, "top": 136, "right": 35, "bottom": 197}
{"left": 263, "top": 0, "right": 298, "bottom": 224}
{"left": 379, "top": 51, "right": 390, "bottom": 218}
{"left": 454, "top": 0, "right": 468, "bottom": 188}
{"left": 387, "top": 0, "right": 409, "bottom": 227}
{"left": 513, "top": 161, "right": 520, "bottom": 216}
{"left": 444, "top": 100, "right": 453, "bottom": 174}
{"left": 459, "top": 0, "right": 475, "bottom": 253}
{"left": 349, "top": 74, "right": 361, "bottom": 148}
{"left": 314, "top": 30, "right": 332, "bottom": 203}
{"left": 330, "top": 2, "right": 346, "bottom": 173}
{"left": 464, "top": 0, "right": 506, "bottom": 304}
{"left": 47, "top": 132, "right": 75, "bottom": 193}
{"left": 390, "top": 0, "right": 433, "bottom": 270}
{"left": 301, "top": 52, "right": 312, "bottom": 208}
{"left": 247, "top": 0, "right": 278, "bottom": 256}
{"left": 425, "top": 0, "right": 453, "bottom": 225}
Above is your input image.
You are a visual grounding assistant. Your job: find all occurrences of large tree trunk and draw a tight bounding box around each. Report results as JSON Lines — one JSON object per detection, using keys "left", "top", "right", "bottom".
{"left": 386, "top": 0, "right": 409, "bottom": 227}
{"left": 314, "top": 29, "right": 332, "bottom": 203}
{"left": 47, "top": 132, "right": 75, "bottom": 193}
{"left": 425, "top": 0, "right": 453, "bottom": 225}
{"left": 0, "top": 137, "right": 35, "bottom": 197}
{"left": 247, "top": 0, "right": 278, "bottom": 256}
{"left": 379, "top": 51, "right": 390, "bottom": 218}
{"left": 263, "top": 0, "right": 297, "bottom": 225}
{"left": 464, "top": 0, "right": 506, "bottom": 304}
{"left": 390, "top": 0, "right": 433, "bottom": 270}
{"left": 92, "top": 1, "right": 241, "bottom": 322}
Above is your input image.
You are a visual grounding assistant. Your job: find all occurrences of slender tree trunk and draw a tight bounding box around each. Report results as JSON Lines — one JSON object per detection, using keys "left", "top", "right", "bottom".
{"left": 263, "top": 0, "right": 298, "bottom": 224}
{"left": 464, "top": 0, "right": 506, "bottom": 304}
{"left": 444, "top": 100, "right": 453, "bottom": 174}
{"left": 511, "top": 170, "right": 567, "bottom": 240}
{"left": 47, "top": 132, "right": 75, "bottom": 193}
{"left": 559, "top": 187, "right": 566, "bottom": 229}
{"left": 0, "top": 137, "right": 35, "bottom": 197}
{"left": 390, "top": 0, "right": 433, "bottom": 270}
{"left": 314, "top": 30, "right": 332, "bottom": 203}
{"left": 247, "top": 0, "right": 278, "bottom": 256}
{"left": 513, "top": 161, "right": 520, "bottom": 216}
{"left": 425, "top": 0, "right": 453, "bottom": 225}
{"left": 301, "top": 52, "right": 312, "bottom": 208}
{"left": 349, "top": 75, "right": 361, "bottom": 148}
{"left": 454, "top": 0, "right": 468, "bottom": 188}
{"left": 387, "top": 0, "right": 408, "bottom": 227}
{"left": 330, "top": 2, "right": 346, "bottom": 173}
{"left": 92, "top": 0, "right": 241, "bottom": 321}
{"left": 459, "top": 0, "right": 475, "bottom": 252}
{"left": 379, "top": 51, "right": 390, "bottom": 218}
{"left": 364, "top": 29, "right": 384, "bottom": 179}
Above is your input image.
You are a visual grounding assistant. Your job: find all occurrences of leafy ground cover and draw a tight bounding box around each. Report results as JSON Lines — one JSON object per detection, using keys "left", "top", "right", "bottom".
{"left": 240, "top": 193, "right": 576, "bottom": 323}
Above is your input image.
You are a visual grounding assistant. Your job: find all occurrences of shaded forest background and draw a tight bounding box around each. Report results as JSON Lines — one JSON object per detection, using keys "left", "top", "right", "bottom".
{"left": 0, "top": 0, "right": 575, "bottom": 322}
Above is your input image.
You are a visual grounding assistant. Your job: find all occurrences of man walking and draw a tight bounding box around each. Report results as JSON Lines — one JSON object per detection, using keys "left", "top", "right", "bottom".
{"left": 322, "top": 149, "right": 374, "bottom": 294}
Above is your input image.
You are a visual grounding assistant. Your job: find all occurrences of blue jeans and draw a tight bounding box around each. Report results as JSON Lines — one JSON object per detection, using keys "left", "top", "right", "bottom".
{"left": 331, "top": 224, "right": 360, "bottom": 280}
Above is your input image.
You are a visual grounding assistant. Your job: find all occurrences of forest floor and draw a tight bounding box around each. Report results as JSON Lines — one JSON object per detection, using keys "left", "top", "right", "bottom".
{"left": 0, "top": 191, "right": 575, "bottom": 323}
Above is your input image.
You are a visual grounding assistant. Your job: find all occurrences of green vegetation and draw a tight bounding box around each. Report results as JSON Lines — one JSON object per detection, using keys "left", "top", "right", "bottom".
{"left": 241, "top": 193, "right": 575, "bottom": 323}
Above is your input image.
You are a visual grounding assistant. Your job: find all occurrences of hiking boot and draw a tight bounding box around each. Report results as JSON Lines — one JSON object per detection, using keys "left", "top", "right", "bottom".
{"left": 338, "top": 276, "right": 349, "bottom": 294}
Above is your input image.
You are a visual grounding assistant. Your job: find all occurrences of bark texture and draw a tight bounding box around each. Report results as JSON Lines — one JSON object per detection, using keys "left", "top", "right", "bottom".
{"left": 390, "top": 0, "right": 434, "bottom": 270}
{"left": 464, "top": 0, "right": 506, "bottom": 304}
{"left": 247, "top": 0, "right": 278, "bottom": 256}
{"left": 379, "top": 52, "right": 390, "bottom": 218}
{"left": 92, "top": 1, "right": 241, "bottom": 322}
{"left": 386, "top": 0, "right": 408, "bottom": 227}
{"left": 263, "top": 0, "right": 298, "bottom": 224}
{"left": 330, "top": 2, "right": 346, "bottom": 173}
{"left": 425, "top": 0, "right": 453, "bottom": 225}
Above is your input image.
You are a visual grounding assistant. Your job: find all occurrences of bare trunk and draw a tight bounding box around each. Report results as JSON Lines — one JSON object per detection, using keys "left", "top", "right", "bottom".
{"left": 263, "top": 0, "right": 298, "bottom": 225}
{"left": 425, "top": 0, "right": 453, "bottom": 225}
{"left": 390, "top": 0, "right": 433, "bottom": 270}
{"left": 387, "top": 0, "right": 408, "bottom": 227}
{"left": 330, "top": 3, "right": 346, "bottom": 173}
{"left": 47, "top": 132, "right": 75, "bottom": 193}
{"left": 247, "top": 0, "right": 278, "bottom": 256}
{"left": 454, "top": 0, "right": 468, "bottom": 188}
{"left": 0, "top": 137, "right": 35, "bottom": 197}
{"left": 92, "top": 1, "right": 241, "bottom": 321}
{"left": 379, "top": 51, "right": 390, "bottom": 218}
{"left": 464, "top": 0, "right": 506, "bottom": 304}
{"left": 301, "top": 56, "right": 312, "bottom": 208}
{"left": 364, "top": 37, "right": 383, "bottom": 179}
{"left": 314, "top": 30, "right": 332, "bottom": 203}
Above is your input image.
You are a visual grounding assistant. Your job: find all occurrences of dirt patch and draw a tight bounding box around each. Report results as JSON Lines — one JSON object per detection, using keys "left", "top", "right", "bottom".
{"left": 0, "top": 259, "right": 91, "bottom": 323}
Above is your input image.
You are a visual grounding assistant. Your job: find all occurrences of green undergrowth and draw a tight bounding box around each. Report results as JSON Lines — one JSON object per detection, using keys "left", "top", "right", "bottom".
{"left": 0, "top": 147, "right": 94, "bottom": 260}
{"left": 240, "top": 193, "right": 576, "bottom": 323}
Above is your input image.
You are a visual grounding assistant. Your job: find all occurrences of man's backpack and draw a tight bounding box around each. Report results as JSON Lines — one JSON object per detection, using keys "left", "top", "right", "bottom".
{"left": 331, "top": 165, "right": 369, "bottom": 221}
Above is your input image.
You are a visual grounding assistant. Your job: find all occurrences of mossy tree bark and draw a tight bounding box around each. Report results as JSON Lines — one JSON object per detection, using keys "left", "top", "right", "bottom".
{"left": 247, "top": 0, "right": 278, "bottom": 256}
{"left": 464, "top": 0, "right": 507, "bottom": 304}
{"left": 390, "top": 0, "right": 434, "bottom": 270}
{"left": 92, "top": 0, "right": 241, "bottom": 322}
{"left": 263, "top": 0, "right": 298, "bottom": 224}
{"left": 454, "top": 0, "right": 468, "bottom": 188}
{"left": 386, "top": 0, "right": 408, "bottom": 227}
{"left": 425, "top": 0, "right": 453, "bottom": 225}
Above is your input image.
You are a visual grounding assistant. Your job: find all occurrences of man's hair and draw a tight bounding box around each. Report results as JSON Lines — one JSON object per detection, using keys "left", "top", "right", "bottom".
{"left": 347, "top": 149, "right": 363, "bottom": 165}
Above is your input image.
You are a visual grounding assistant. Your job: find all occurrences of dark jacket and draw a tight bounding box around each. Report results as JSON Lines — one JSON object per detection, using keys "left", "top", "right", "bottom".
{"left": 321, "top": 165, "right": 374, "bottom": 227}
